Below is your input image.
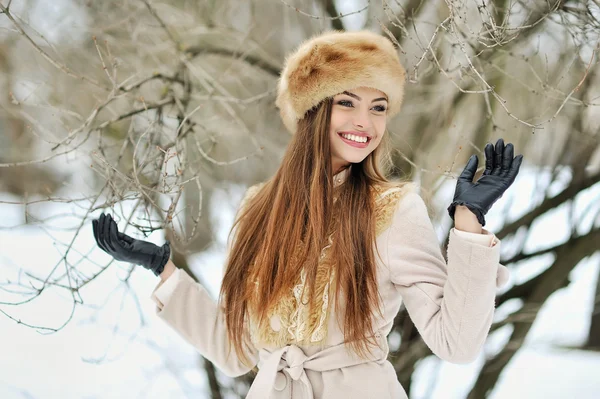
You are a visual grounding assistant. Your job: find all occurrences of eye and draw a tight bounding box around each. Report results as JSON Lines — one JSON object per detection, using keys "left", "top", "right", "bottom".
{"left": 373, "top": 105, "right": 387, "bottom": 112}
{"left": 337, "top": 100, "right": 353, "bottom": 107}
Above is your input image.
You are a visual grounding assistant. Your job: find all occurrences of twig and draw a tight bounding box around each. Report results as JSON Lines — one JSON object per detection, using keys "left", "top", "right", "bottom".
{"left": 543, "top": 42, "right": 599, "bottom": 124}
{"left": 92, "top": 35, "right": 117, "bottom": 88}
{"left": 0, "top": 3, "right": 106, "bottom": 90}
{"left": 278, "top": 0, "right": 370, "bottom": 20}
{"left": 140, "top": 0, "right": 181, "bottom": 48}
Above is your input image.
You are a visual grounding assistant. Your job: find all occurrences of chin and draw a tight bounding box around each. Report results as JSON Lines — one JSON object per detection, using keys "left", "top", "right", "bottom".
{"left": 340, "top": 155, "right": 367, "bottom": 164}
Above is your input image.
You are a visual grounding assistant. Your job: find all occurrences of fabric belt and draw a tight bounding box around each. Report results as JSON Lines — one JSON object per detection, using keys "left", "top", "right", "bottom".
{"left": 246, "top": 334, "right": 388, "bottom": 399}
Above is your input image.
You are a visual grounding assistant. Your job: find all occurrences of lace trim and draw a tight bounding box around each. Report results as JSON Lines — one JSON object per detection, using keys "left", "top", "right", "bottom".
{"left": 246, "top": 182, "right": 416, "bottom": 348}
{"left": 286, "top": 231, "right": 335, "bottom": 344}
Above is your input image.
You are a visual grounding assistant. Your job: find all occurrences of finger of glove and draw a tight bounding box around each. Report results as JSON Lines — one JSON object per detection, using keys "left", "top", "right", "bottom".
{"left": 492, "top": 138, "right": 504, "bottom": 176}
{"left": 459, "top": 155, "right": 478, "bottom": 182}
{"left": 115, "top": 228, "right": 136, "bottom": 252}
{"left": 106, "top": 214, "right": 122, "bottom": 252}
{"left": 92, "top": 218, "right": 108, "bottom": 253}
{"left": 501, "top": 143, "right": 514, "bottom": 177}
{"left": 96, "top": 214, "right": 111, "bottom": 253}
{"left": 506, "top": 154, "right": 524, "bottom": 182}
{"left": 108, "top": 217, "right": 127, "bottom": 254}
{"left": 100, "top": 214, "right": 116, "bottom": 253}
{"left": 117, "top": 231, "right": 134, "bottom": 246}
{"left": 483, "top": 144, "right": 494, "bottom": 175}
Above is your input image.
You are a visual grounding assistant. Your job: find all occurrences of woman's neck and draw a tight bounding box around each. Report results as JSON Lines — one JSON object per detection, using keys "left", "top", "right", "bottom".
{"left": 333, "top": 164, "right": 350, "bottom": 176}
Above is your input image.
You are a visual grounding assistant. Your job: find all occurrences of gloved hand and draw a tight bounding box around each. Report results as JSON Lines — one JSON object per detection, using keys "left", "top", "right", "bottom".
{"left": 92, "top": 213, "right": 171, "bottom": 276}
{"left": 447, "top": 138, "right": 523, "bottom": 227}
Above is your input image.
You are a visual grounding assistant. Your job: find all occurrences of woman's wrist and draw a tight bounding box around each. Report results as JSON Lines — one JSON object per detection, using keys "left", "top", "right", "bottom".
{"left": 454, "top": 205, "right": 483, "bottom": 234}
{"left": 160, "top": 259, "right": 177, "bottom": 281}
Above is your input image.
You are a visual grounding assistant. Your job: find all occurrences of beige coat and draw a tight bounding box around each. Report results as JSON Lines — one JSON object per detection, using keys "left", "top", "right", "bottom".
{"left": 150, "top": 168, "right": 509, "bottom": 398}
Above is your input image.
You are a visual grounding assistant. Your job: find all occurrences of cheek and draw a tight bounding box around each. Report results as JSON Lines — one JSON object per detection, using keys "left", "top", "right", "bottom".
{"left": 329, "top": 112, "right": 344, "bottom": 139}
{"left": 374, "top": 119, "right": 386, "bottom": 141}
{"left": 372, "top": 135, "right": 384, "bottom": 148}
{"left": 329, "top": 109, "right": 343, "bottom": 131}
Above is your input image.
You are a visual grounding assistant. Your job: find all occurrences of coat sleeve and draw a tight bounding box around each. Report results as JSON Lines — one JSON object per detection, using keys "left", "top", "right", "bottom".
{"left": 387, "top": 191, "right": 506, "bottom": 364}
{"left": 151, "top": 269, "right": 258, "bottom": 377}
{"left": 149, "top": 185, "right": 263, "bottom": 377}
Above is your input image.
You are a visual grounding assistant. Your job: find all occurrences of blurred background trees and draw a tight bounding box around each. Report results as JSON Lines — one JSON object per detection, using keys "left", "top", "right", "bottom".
{"left": 1, "top": 0, "right": 599, "bottom": 398}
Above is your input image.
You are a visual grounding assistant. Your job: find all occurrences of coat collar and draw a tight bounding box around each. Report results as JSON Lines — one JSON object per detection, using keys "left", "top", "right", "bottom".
{"left": 333, "top": 166, "right": 351, "bottom": 188}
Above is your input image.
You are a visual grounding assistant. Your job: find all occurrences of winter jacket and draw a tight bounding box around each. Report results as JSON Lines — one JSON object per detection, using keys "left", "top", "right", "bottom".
{"left": 150, "top": 167, "right": 508, "bottom": 398}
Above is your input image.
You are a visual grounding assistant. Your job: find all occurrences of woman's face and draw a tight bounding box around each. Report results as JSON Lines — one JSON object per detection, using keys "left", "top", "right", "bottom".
{"left": 329, "top": 86, "right": 388, "bottom": 174}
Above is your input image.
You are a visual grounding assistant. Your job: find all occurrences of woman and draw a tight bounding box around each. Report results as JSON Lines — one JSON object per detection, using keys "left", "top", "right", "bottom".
{"left": 92, "top": 30, "right": 522, "bottom": 399}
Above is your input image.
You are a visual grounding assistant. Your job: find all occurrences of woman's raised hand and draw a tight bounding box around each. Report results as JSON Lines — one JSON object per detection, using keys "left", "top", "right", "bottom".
{"left": 447, "top": 138, "right": 523, "bottom": 227}
{"left": 92, "top": 213, "right": 171, "bottom": 276}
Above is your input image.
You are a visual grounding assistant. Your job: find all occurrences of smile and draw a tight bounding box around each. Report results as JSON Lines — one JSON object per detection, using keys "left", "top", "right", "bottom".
{"left": 338, "top": 132, "right": 371, "bottom": 148}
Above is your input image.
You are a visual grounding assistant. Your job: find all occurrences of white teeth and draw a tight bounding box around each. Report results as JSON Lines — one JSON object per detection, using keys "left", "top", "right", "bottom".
{"left": 341, "top": 133, "right": 368, "bottom": 143}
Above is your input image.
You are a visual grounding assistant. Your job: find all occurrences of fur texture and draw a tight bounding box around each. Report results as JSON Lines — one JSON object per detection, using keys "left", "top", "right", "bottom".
{"left": 276, "top": 30, "right": 407, "bottom": 134}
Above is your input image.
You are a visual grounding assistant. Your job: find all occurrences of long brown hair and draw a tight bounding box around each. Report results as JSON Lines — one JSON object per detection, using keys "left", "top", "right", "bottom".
{"left": 219, "top": 96, "right": 405, "bottom": 368}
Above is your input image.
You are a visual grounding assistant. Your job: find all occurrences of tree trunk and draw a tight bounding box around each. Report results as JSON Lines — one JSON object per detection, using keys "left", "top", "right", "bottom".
{"left": 586, "top": 261, "right": 600, "bottom": 350}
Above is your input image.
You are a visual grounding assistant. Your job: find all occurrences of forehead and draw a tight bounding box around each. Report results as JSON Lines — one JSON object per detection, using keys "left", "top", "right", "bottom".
{"left": 336, "top": 86, "right": 387, "bottom": 99}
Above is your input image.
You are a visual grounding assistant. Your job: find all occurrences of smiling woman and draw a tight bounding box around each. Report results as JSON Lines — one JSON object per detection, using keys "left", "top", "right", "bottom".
{"left": 92, "top": 29, "right": 521, "bottom": 399}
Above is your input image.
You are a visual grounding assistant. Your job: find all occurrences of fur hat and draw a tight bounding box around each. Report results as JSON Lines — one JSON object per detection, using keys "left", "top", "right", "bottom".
{"left": 275, "top": 30, "right": 407, "bottom": 134}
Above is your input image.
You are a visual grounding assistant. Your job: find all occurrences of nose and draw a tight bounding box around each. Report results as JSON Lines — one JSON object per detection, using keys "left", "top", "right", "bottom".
{"left": 353, "top": 107, "right": 371, "bottom": 130}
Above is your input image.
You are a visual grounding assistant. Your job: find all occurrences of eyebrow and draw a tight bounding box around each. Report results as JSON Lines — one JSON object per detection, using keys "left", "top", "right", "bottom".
{"left": 341, "top": 91, "right": 388, "bottom": 103}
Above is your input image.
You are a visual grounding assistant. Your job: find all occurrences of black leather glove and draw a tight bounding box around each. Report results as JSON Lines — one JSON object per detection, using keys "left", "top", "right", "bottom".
{"left": 447, "top": 138, "right": 523, "bottom": 227}
{"left": 92, "top": 213, "right": 171, "bottom": 276}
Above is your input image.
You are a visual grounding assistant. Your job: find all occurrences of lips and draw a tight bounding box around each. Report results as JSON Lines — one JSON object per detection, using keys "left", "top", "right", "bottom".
{"left": 337, "top": 132, "right": 371, "bottom": 148}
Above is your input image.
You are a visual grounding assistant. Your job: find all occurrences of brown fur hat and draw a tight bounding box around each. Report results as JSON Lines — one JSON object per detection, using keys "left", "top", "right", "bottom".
{"left": 276, "top": 30, "right": 407, "bottom": 134}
